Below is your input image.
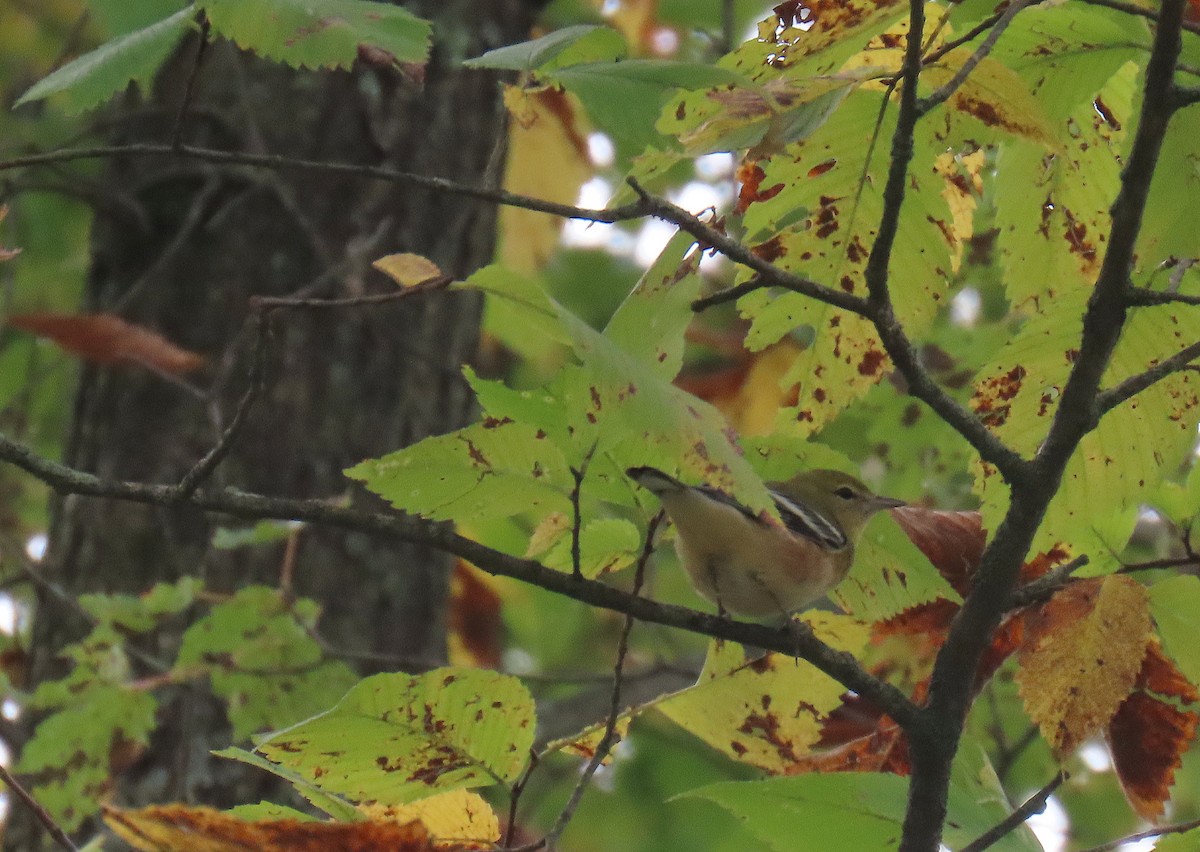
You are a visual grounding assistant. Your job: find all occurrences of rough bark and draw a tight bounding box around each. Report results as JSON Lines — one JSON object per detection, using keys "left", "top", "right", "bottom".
{"left": 11, "top": 1, "right": 545, "bottom": 846}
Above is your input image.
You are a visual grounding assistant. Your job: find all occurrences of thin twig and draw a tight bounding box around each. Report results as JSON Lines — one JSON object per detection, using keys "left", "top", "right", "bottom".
{"left": 1007, "top": 554, "right": 1089, "bottom": 609}
{"left": 1076, "top": 0, "right": 1200, "bottom": 36}
{"left": 504, "top": 751, "right": 540, "bottom": 848}
{"left": 920, "top": 10, "right": 1005, "bottom": 67}
{"left": 0, "top": 143, "right": 649, "bottom": 224}
{"left": 1078, "top": 816, "right": 1200, "bottom": 852}
{"left": 0, "top": 765, "right": 79, "bottom": 852}
{"left": 532, "top": 514, "right": 660, "bottom": 851}
{"left": 170, "top": 12, "right": 211, "bottom": 149}
{"left": 568, "top": 443, "right": 597, "bottom": 579}
{"left": 917, "top": 0, "right": 1036, "bottom": 115}
{"left": 1127, "top": 286, "right": 1200, "bottom": 307}
{"left": 173, "top": 313, "right": 270, "bottom": 499}
{"left": 1095, "top": 339, "right": 1200, "bottom": 416}
{"left": 248, "top": 275, "right": 453, "bottom": 310}
{"left": 960, "top": 771, "right": 1068, "bottom": 852}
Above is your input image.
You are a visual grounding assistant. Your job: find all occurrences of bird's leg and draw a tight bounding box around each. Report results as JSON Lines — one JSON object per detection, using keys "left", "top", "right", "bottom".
{"left": 751, "top": 575, "right": 802, "bottom": 664}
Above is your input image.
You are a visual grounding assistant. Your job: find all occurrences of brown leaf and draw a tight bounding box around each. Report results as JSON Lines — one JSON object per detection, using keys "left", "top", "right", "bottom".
{"left": 1108, "top": 691, "right": 1199, "bottom": 821}
{"left": 103, "top": 804, "right": 436, "bottom": 852}
{"left": 889, "top": 507, "right": 983, "bottom": 594}
{"left": 1017, "top": 576, "right": 1153, "bottom": 756}
{"left": 10, "top": 313, "right": 205, "bottom": 374}
{"left": 447, "top": 561, "right": 503, "bottom": 669}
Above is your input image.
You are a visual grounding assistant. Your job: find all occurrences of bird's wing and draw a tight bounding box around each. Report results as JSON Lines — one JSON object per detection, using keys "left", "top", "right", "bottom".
{"left": 769, "top": 491, "right": 848, "bottom": 550}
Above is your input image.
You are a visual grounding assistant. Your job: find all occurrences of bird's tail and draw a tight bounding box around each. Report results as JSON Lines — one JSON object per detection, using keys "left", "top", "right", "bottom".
{"left": 626, "top": 466, "right": 686, "bottom": 495}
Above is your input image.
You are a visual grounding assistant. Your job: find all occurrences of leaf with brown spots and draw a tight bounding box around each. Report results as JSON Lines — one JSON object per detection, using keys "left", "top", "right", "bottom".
{"left": 10, "top": 312, "right": 205, "bottom": 374}
{"left": 1017, "top": 576, "right": 1153, "bottom": 757}
{"left": 104, "top": 804, "right": 436, "bottom": 852}
{"left": 655, "top": 614, "right": 868, "bottom": 772}
{"left": 1108, "top": 643, "right": 1200, "bottom": 820}
{"left": 253, "top": 668, "right": 535, "bottom": 806}
{"left": 359, "top": 789, "right": 500, "bottom": 849}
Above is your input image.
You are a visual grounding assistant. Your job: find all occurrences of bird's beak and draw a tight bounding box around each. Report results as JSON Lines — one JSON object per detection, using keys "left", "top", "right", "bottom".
{"left": 872, "top": 495, "right": 907, "bottom": 511}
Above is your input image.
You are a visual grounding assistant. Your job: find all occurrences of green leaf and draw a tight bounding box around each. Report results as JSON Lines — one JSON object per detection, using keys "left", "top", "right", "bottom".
{"left": 17, "top": 685, "right": 157, "bottom": 831}
{"left": 178, "top": 587, "right": 356, "bottom": 740}
{"left": 464, "top": 25, "right": 622, "bottom": 72}
{"left": 1150, "top": 575, "right": 1200, "bottom": 686}
{"left": 211, "top": 520, "right": 303, "bottom": 549}
{"left": 254, "top": 668, "right": 535, "bottom": 805}
{"left": 15, "top": 7, "right": 195, "bottom": 113}
{"left": 225, "top": 802, "right": 318, "bottom": 822}
{"left": 200, "top": 0, "right": 431, "bottom": 69}
{"left": 214, "top": 747, "right": 363, "bottom": 821}
{"left": 537, "top": 517, "right": 643, "bottom": 578}
{"left": 681, "top": 742, "right": 1040, "bottom": 852}
{"left": 78, "top": 577, "right": 202, "bottom": 632}
{"left": 347, "top": 419, "right": 572, "bottom": 525}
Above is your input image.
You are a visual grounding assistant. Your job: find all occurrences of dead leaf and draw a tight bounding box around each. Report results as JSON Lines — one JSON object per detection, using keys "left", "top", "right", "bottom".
{"left": 889, "top": 507, "right": 984, "bottom": 594}
{"left": 10, "top": 312, "right": 205, "bottom": 374}
{"left": 447, "top": 561, "right": 504, "bottom": 669}
{"left": 1017, "top": 576, "right": 1153, "bottom": 756}
{"left": 1107, "top": 641, "right": 1200, "bottom": 820}
{"left": 103, "top": 804, "right": 435, "bottom": 852}
{"left": 373, "top": 253, "right": 444, "bottom": 288}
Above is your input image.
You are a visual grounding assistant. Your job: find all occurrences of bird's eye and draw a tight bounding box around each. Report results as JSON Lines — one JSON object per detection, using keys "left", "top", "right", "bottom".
{"left": 834, "top": 486, "right": 857, "bottom": 500}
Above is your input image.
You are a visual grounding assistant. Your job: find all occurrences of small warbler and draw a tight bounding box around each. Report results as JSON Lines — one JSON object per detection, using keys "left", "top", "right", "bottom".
{"left": 627, "top": 466, "right": 905, "bottom": 618}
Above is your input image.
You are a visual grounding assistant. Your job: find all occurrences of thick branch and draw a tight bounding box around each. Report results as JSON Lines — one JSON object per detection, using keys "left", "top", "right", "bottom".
{"left": 907, "top": 4, "right": 1188, "bottom": 851}
{"left": 0, "top": 430, "right": 920, "bottom": 730}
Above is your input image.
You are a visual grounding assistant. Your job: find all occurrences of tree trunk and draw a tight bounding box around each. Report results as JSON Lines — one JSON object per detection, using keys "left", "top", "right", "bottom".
{"left": 11, "top": 1, "right": 544, "bottom": 846}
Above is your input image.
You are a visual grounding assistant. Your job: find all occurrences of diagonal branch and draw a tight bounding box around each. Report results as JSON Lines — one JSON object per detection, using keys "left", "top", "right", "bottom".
{"left": 1077, "top": 0, "right": 1200, "bottom": 36}
{"left": 0, "top": 430, "right": 921, "bottom": 731}
{"left": 916, "top": 0, "right": 1036, "bottom": 115}
{"left": 1127, "top": 286, "right": 1200, "bottom": 307}
{"left": 627, "top": 180, "right": 872, "bottom": 317}
{"left": 960, "top": 771, "right": 1068, "bottom": 852}
{"left": 1095, "top": 339, "right": 1200, "bottom": 415}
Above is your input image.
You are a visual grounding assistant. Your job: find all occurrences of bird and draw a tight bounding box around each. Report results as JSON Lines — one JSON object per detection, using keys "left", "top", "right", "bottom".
{"left": 626, "top": 466, "right": 905, "bottom": 619}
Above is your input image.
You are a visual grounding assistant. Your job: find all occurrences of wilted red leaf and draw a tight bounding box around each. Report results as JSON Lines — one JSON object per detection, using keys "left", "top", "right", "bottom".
{"left": 1108, "top": 691, "right": 1199, "bottom": 821}
{"left": 874, "top": 597, "right": 959, "bottom": 639}
{"left": 10, "top": 312, "right": 205, "bottom": 374}
{"left": 103, "top": 804, "right": 436, "bottom": 851}
{"left": 890, "top": 507, "right": 984, "bottom": 594}
{"left": 447, "top": 561, "right": 503, "bottom": 669}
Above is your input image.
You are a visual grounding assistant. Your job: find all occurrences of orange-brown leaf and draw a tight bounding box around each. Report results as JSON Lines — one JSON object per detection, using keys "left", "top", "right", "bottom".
{"left": 10, "top": 312, "right": 205, "bottom": 374}
{"left": 791, "top": 717, "right": 909, "bottom": 775}
{"left": 1017, "top": 576, "right": 1153, "bottom": 756}
{"left": 1108, "top": 691, "right": 1199, "bottom": 821}
{"left": 103, "top": 804, "right": 435, "bottom": 852}
{"left": 889, "top": 507, "right": 983, "bottom": 594}
{"left": 1138, "top": 641, "right": 1200, "bottom": 703}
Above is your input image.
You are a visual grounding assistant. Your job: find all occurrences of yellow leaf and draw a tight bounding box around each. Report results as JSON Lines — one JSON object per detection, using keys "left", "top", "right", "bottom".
{"left": 373, "top": 253, "right": 444, "bottom": 288}
{"left": 499, "top": 85, "right": 592, "bottom": 273}
{"left": 359, "top": 789, "right": 498, "bottom": 849}
{"left": 543, "top": 716, "right": 631, "bottom": 765}
{"left": 1017, "top": 575, "right": 1153, "bottom": 757}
